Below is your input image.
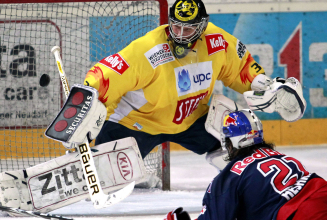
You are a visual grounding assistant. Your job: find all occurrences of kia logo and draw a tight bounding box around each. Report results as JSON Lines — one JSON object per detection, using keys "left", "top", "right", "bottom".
{"left": 117, "top": 152, "right": 133, "bottom": 180}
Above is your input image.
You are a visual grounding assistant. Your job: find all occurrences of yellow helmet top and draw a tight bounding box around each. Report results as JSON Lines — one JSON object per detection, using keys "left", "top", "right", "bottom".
{"left": 174, "top": 0, "right": 199, "bottom": 22}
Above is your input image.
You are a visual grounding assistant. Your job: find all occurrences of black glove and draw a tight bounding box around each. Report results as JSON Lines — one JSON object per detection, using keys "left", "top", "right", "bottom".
{"left": 164, "top": 207, "right": 191, "bottom": 220}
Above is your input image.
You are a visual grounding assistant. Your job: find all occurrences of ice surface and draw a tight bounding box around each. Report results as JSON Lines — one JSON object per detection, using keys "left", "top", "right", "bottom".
{"left": 0, "top": 146, "right": 326, "bottom": 220}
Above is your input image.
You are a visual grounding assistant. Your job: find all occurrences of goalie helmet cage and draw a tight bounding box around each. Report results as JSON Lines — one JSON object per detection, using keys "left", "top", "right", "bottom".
{"left": 0, "top": 0, "right": 170, "bottom": 190}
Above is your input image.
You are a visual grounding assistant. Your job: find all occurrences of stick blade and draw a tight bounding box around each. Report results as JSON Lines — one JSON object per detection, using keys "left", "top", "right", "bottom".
{"left": 0, "top": 205, "right": 73, "bottom": 220}
{"left": 94, "top": 181, "right": 135, "bottom": 209}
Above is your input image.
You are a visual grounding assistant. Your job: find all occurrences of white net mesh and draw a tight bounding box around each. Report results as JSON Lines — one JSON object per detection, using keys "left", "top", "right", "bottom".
{"left": 0, "top": 1, "right": 164, "bottom": 187}
{"left": 141, "top": 144, "right": 163, "bottom": 188}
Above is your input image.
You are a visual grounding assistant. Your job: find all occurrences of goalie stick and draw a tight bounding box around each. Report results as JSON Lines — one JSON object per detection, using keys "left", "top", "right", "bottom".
{"left": 1, "top": 182, "right": 135, "bottom": 219}
{"left": 51, "top": 46, "right": 135, "bottom": 209}
{"left": 0, "top": 205, "right": 73, "bottom": 220}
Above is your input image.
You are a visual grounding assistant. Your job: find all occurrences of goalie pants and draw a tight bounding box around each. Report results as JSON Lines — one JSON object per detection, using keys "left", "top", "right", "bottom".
{"left": 95, "top": 114, "right": 221, "bottom": 158}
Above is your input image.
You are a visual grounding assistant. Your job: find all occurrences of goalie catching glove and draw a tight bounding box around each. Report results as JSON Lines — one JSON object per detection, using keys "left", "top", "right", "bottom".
{"left": 45, "top": 84, "right": 107, "bottom": 149}
{"left": 244, "top": 74, "right": 306, "bottom": 122}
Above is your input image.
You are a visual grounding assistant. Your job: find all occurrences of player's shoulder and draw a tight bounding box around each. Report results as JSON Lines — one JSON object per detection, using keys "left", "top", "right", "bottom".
{"left": 115, "top": 25, "right": 170, "bottom": 75}
{"left": 123, "top": 25, "right": 169, "bottom": 53}
{"left": 145, "top": 24, "right": 169, "bottom": 37}
{"left": 200, "top": 22, "right": 239, "bottom": 56}
{"left": 139, "top": 24, "right": 168, "bottom": 42}
{"left": 204, "top": 22, "right": 237, "bottom": 41}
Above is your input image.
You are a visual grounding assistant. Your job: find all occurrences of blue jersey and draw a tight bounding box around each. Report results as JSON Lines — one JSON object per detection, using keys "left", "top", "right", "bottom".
{"left": 197, "top": 147, "right": 323, "bottom": 220}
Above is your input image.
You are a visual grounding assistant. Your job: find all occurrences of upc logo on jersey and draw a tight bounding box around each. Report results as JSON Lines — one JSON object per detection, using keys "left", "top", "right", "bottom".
{"left": 194, "top": 72, "right": 211, "bottom": 85}
{"left": 178, "top": 69, "right": 191, "bottom": 91}
{"left": 99, "top": 53, "right": 129, "bottom": 75}
{"left": 205, "top": 33, "right": 228, "bottom": 56}
{"left": 173, "top": 91, "right": 208, "bottom": 124}
{"left": 145, "top": 43, "right": 175, "bottom": 69}
{"left": 174, "top": 62, "right": 213, "bottom": 96}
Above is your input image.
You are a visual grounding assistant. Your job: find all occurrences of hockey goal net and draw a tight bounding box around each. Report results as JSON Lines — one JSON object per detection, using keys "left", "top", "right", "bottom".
{"left": 0, "top": 0, "right": 170, "bottom": 190}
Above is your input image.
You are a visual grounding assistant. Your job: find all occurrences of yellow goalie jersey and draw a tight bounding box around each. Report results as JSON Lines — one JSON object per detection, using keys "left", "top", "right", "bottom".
{"left": 84, "top": 22, "right": 265, "bottom": 135}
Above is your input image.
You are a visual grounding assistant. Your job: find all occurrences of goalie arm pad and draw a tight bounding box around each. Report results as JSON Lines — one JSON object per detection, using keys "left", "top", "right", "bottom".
{"left": 205, "top": 94, "right": 244, "bottom": 142}
{"left": 45, "top": 84, "right": 107, "bottom": 148}
{"left": 243, "top": 74, "right": 307, "bottom": 122}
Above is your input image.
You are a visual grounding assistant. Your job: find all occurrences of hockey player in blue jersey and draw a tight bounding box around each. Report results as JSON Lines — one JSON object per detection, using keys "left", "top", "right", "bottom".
{"left": 165, "top": 109, "right": 327, "bottom": 220}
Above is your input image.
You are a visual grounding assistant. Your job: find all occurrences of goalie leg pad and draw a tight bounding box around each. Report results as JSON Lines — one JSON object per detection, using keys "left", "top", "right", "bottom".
{"left": 0, "top": 137, "right": 145, "bottom": 213}
{"left": 0, "top": 170, "right": 31, "bottom": 211}
{"left": 45, "top": 84, "right": 107, "bottom": 148}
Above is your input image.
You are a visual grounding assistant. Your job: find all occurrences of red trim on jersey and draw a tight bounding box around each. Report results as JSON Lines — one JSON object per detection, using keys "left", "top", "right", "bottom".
{"left": 277, "top": 177, "right": 327, "bottom": 220}
{"left": 292, "top": 184, "right": 327, "bottom": 219}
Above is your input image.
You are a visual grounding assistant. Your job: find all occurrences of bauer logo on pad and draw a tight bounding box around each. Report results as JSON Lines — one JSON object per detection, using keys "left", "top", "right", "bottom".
{"left": 99, "top": 53, "right": 129, "bottom": 75}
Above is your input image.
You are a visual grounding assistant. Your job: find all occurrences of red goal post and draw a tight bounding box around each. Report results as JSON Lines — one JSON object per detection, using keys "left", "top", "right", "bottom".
{"left": 0, "top": 0, "right": 170, "bottom": 190}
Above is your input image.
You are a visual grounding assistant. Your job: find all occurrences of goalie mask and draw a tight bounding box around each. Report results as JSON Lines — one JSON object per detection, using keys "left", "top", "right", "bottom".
{"left": 222, "top": 109, "right": 264, "bottom": 150}
{"left": 168, "top": 0, "right": 209, "bottom": 59}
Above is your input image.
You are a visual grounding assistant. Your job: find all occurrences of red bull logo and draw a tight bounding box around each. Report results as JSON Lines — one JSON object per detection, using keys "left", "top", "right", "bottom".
{"left": 246, "top": 130, "right": 259, "bottom": 139}
{"left": 223, "top": 115, "right": 238, "bottom": 126}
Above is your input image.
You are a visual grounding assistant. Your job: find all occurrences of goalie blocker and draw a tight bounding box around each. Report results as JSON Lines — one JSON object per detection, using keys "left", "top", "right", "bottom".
{"left": 45, "top": 84, "right": 107, "bottom": 148}
{"left": 0, "top": 137, "right": 146, "bottom": 213}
